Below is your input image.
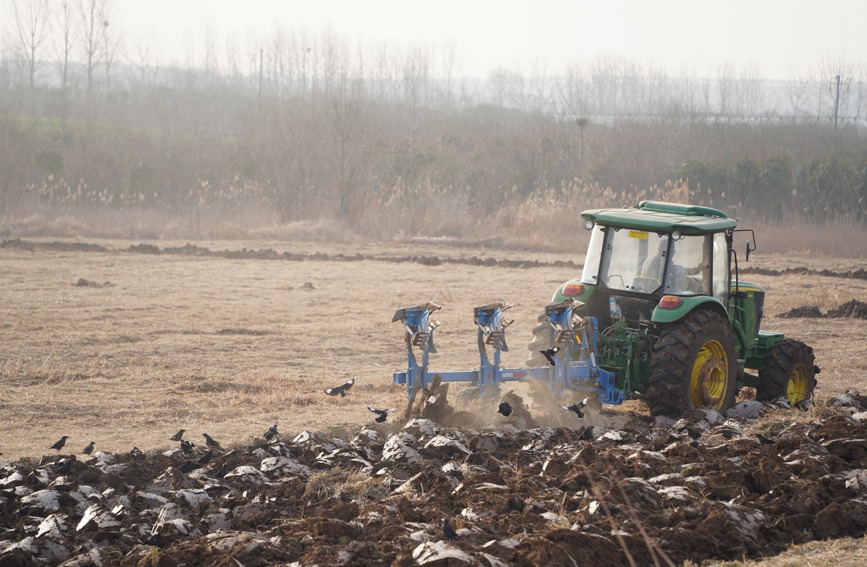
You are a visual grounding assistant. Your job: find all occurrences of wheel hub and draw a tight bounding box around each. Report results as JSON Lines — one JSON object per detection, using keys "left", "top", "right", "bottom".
{"left": 691, "top": 339, "right": 729, "bottom": 409}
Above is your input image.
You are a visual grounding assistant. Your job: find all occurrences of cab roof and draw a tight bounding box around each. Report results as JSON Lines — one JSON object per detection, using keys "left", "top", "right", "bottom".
{"left": 580, "top": 201, "right": 738, "bottom": 235}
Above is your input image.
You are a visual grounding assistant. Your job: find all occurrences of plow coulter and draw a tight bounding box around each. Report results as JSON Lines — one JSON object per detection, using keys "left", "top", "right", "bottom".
{"left": 391, "top": 299, "right": 625, "bottom": 410}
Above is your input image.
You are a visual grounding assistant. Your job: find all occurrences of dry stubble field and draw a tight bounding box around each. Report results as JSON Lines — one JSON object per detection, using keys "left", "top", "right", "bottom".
{"left": 1, "top": 237, "right": 865, "bottom": 461}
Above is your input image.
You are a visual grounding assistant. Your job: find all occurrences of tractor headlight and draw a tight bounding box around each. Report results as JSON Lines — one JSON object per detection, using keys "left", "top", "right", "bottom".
{"left": 583, "top": 220, "right": 594, "bottom": 231}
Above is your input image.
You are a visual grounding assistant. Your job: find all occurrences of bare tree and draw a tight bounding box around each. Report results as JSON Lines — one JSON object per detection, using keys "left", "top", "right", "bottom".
{"left": 10, "top": 0, "right": 51, "bottom": 88}
{"left": 52, "top": 0, "right": 75, "bottom": 96}
{"left": 77, "top": 0, "right": 113, "bottom": 97}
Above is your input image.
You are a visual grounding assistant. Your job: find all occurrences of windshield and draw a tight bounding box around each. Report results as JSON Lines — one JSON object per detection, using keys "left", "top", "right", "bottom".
{"left": 599, "top": 228, "right": 668, "bottom": 293}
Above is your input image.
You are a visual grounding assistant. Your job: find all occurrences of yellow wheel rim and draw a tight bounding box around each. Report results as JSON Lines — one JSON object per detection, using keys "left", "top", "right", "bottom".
{"left": 786, "top": 364, "right": 809, "bottom": 403}
{"left": 690, "top": 339, "right": 729, "bottom": 409}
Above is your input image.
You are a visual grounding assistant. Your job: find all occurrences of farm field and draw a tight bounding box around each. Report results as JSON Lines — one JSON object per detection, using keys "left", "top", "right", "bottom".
{"left": 1, "top": 237, "right": 866, "bottom": 565}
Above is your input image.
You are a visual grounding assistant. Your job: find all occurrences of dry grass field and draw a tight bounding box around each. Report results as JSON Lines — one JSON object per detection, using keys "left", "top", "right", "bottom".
{"left": 2, "top": 237, "right": 867, "bottom": 565}
{"left": 1, "top": 237, "right": 865, "bottom": 461}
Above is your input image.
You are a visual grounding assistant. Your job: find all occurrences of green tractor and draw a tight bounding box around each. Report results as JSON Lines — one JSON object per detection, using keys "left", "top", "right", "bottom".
{"left": 528, "top": 200, "right": 818, "bottom": 416}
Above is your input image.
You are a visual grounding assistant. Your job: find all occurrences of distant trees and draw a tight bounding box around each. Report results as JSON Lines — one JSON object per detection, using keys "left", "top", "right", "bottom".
{"left": 0, "top": 8, "right": 866, "bottom": 235}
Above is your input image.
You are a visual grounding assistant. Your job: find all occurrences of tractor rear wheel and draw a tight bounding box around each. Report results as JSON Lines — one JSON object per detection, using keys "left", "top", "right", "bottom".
{"left": 756, "top": 339, "right": 817, "bottom": 405}
{"left": 647, "top": 309, "right": 737, "bottom": 416}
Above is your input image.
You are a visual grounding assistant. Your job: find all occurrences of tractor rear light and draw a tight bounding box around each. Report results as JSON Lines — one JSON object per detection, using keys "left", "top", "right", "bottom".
{"left": 562, "top": 283, "right": 584, "bottom": 297}
{"left": 659, "top": 295, "right": 682, "bottom": 309}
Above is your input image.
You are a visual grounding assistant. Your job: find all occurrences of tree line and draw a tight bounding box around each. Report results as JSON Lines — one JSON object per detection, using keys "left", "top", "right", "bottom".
{"left": 1, "top": 0, "right": 866, "bottom": 237}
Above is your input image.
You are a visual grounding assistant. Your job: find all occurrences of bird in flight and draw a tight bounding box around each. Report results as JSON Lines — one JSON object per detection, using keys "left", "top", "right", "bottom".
{"left": 324, "top": 378, "right": 355, "bottom": 397}
{"left": 202, "top": 433, "right": 223, "bottom": 451}
{"left": 498, "top": 401, "right": 513, "bottom": 417}
{"left": 264, "top": 423, "right": 279, "bottom": 441}
{"left": 442, "top": 518, "right": 460, "bottom": 541}
{"left": 562, "top": 397, "right": 590, "bottom": 418}
{"left": 83, "top": 442, "right": 95, "bottom": 455}
{"left": 368, "top": 407, "right": 391, "bottom": 423}
{"left": 50, "top": 436, "right": 69, "bottom": 451}
{"left": 169, "top": 429, "right": 186, "bottom": 441}
{"left": 540, "top": 346, "right": 560, "bottom": 366}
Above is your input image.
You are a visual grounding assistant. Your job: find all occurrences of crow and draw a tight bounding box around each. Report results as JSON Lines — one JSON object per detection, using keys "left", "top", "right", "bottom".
{"left": 168, "top": 429, "right": 186, "bottom": 441}
{"left": 180, "top": 440, "right": 195, "bottom": 454}
{"left": 202, "top": 433, "right": 223, "bottom": 451}
{"left": 562, "top": 397, "right": 590, "bottom": 418}
{"left": 540, "top": 346, "right": 560, "bottom": 366}
{"left": 577, "top": 426, "right": 593, "bottom": 441}
{"left": 50, "top": 436, "right": 69, "bottom": 451}
{"left": 324, "top": 378, "right": 355, "bottom": 397}
{"left": 82, "top": 441, "right": 95, "bottom": 455}
{"left": 195, "top": 450, "right": 214, "bottom": 466}
{"left": 442, "top": 518, "right": 460, "bottom": 541}
{"left": 685, "top": 427, "right": 702, "bottom": 440}
{"left": 368, "top": 407, "right": 390, "bottom": 423}
{"left": 129, "top": 447, "right": 143, "bottom": 457}
{"left": 498, "top": 401, "right": 513, "bottom": 417}
{"left": 264, "top": 423, "right": 279, "bottom": 441}
{"left": 756, "top": 433, "right": 776, "bottom": 446}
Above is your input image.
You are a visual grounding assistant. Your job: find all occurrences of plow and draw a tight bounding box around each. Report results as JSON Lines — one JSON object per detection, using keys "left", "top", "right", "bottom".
{"left": 392, "top": 299, "right": 624, "bottom": 410}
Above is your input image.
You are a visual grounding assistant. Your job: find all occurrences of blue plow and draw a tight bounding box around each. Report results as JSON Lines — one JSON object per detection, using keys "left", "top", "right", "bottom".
{"left": 392, "top": 298, "right": 624, "bottom": 406}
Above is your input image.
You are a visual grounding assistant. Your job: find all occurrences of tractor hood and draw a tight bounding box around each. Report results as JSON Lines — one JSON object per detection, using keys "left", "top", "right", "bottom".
{"left": 581, "top": 201, "right": 738, "bottom": 235}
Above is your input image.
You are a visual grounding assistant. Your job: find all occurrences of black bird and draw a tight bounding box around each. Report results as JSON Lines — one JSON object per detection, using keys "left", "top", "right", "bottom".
{"left": 50, "top": 436, "right": 69, "bottom": 451}
{"left": 442, "top": 518, "right": 460, "bottom": 541}
{"left": 562, "top": 397, "right": 590, "bottom": 418}
{"left": 202, "top": 433, "right": 223, "bottom": 451}
{"left": 756, "top": 433, "right": 776, "bottom": 446}
{"left": 324, "top": 378, "right": 355, "bottom": 397}
{"left": 498, "top": 401, "right": 513, "bottom": 417}
{"left": 55, "top": 457, "right": 73, "bottom": 474}
{"left": 129, "top": 447, "right": 143, "bottom": 457}
{"left": 214, "top": 463, "right": 230, "bottom": 478}
{"left": 540, "top": 346, "right": 560, "bottom": 366}
{"left": 264, "top": 423, "right": 279, "bottom": 441}
{"left": 577, "top": 426, "right": 593, "bottom": 441}
{"left": 82, "top": 441, "right": 95, "bottom": 455}
{"left": 195, "top": 450, "right": 214, "bottom": 466}
{"left": 368, "top": 407, "right": 390, "bottom": 423}
{"left": 169, "top": 429, "right": 186, "bottom": 441}
{"left": 685, "top": 427, "right": 702, "bottom": 441}
{"left": 180, "top": 440, "right": 195, "bottom": 454}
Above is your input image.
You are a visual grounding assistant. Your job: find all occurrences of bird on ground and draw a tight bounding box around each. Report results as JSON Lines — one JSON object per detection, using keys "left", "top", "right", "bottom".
{"left": 129, "top": 447, "right": 143, "bottom": 457}
{"left": 562, "top": 397, "right": 590, "bottom": 418}
{"left": 442, "top": 518, "right": 460, "bottom": 541}
{"left": 577, "top": 426, "right": 593, "bottom": 441}
{"left": 83, "top": 442, "right": 95, "bottom": 455}
{"left": 685, "top": 427, "right": 702, "bottom": 441}
{"left": 264, "top": 423, "right": 279, "bottom": 441}
{"left": 368, "top": 407, "right": 391, "bottom": 423}
{"left": 169, "top": 429, "right": 186, "bottom": 441}
{"left": 180, "top": 440, "right": 195, "bottom": 454}
{"left": 324, "top": 378, "right": 355, "bottom": 397}
{"left": 498, "top": 401, "right": 513, "bottom": 417}
{"left": 756, "top": 433, "right": 776, "bottom": 446}
{"left": 50, "top": 436, "right": 69, "bottom": 451}
{"left": 195, "top": 450, "right": 214, "bottom": 466}
{"left": 202, "top": 433, "right": 223, "bottom": 451}
{"left": 214, "top": 463, "right": 229, "bottom": 478}
{"left": 540, "top": 346, "right": 560, "bottom": 366}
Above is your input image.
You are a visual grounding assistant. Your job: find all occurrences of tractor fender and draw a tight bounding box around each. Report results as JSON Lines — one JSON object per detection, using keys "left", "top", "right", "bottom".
{"left": 651, "top": 295, "right": 727, "bottom": 324}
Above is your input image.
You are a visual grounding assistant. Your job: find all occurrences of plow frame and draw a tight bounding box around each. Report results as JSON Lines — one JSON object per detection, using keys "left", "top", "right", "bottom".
{"left": 392, "top": 299, "right": 624, "bottom": 405}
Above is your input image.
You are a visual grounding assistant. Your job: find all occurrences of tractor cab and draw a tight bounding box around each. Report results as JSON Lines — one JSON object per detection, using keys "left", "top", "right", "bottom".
{"left": 566, "top": 201, "right": 735, "bottom": 327}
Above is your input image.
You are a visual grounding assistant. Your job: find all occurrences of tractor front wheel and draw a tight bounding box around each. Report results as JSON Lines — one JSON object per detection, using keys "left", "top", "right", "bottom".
{"left": 756, "top": 339, "right": 817, "bottom": 405}
{"left": 647, "top": 309, "right": 737, "bottom": 416}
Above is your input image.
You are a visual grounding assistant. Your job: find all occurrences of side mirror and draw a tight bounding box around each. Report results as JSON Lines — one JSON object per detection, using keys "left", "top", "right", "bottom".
{"left": 746, "top": 240, "right": 755, "bottom": 261}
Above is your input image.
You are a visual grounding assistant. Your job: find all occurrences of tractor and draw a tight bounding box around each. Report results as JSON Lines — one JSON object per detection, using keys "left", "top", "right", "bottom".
{"left": 526, "top": 200, "right": 818, "bottom": 415}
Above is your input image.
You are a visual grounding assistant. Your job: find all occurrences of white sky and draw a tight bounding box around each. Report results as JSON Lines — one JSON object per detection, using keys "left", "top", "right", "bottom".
{"left": 115, "top": 0, "right": 866, "bottom": 80}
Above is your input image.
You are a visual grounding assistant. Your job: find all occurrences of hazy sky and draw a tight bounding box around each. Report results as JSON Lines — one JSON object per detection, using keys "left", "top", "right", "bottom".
{"left": 116, "top": 0, "right": 865, "bottom": 79}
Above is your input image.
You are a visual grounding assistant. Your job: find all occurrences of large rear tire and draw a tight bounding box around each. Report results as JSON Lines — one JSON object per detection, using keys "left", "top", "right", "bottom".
{"left": 756, "top": 339, "right": 817, "bottom": 405}
{"left": 647, "top": 309, "right": 738, "bottom": 416}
